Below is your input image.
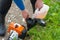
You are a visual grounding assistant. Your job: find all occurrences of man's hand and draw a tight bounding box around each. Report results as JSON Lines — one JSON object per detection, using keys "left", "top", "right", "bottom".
{"left": 35, "top": 0, "right": 43, "bottom": 9}
{"left": 22, "top": 9, "right": 29, "bottom": 19}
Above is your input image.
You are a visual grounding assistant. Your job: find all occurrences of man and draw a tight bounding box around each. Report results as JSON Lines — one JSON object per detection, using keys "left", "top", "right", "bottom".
{"left": 0, "top": 0, "right": 48, "bottom": 36}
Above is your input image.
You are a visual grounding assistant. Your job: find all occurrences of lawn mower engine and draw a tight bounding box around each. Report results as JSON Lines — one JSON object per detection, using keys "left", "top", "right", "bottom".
{"left": 7, "top": 22, "right": 27, "bottom": 40}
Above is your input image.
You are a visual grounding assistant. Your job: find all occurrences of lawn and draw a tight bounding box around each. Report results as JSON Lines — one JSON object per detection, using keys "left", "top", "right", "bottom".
{"left": 28, "top": 0, "right": 60, "bottom": 40}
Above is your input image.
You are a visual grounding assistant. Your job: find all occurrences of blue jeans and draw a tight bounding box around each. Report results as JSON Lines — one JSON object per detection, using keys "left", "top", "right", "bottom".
{"left": 0, "top": 0, "right": 12, "bottom": 17}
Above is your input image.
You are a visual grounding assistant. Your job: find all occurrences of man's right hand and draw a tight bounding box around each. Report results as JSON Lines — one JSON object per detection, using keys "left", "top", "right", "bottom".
{"left": 22, "top": 9, "right": 29, "bottom": 19}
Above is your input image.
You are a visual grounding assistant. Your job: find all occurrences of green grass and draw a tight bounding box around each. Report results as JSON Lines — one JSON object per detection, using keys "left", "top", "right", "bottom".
{"left": 28, "top": 0, "right": 60, "bottom": 40}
